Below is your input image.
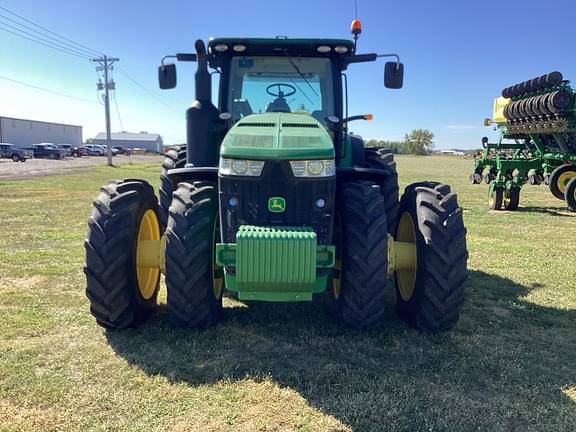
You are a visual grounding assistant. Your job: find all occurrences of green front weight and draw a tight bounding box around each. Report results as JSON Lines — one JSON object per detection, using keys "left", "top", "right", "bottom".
{"left": 215, "top": 225, "right": 335, "bottom": 294}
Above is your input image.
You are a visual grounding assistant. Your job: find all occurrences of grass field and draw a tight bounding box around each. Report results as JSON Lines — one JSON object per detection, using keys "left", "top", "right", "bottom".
{"left": 0, "top": 156, "right": 575, "bottom": 431}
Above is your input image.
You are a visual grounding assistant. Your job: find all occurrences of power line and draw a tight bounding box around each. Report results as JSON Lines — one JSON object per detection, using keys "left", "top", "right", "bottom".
{"left": 0, "top": 5, "right": 103, "bottom": 57}
{"left": 0, "top": 74, "right": 99, "bottom": 104}
{"left": 112, "top": 92, "right": 124, "bottom": 131}
{"left": 115, "top": 66, "right": 184, "bottom": 112}
{"left": 0, "top": 21, "right": 92, "bottom": 60}
{"left": 0, "top": 13, "right": 97, "bottom": 58}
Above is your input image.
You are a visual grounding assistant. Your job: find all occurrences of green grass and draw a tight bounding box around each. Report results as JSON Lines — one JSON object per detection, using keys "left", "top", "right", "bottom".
{"left": 0, "top": 156, "right": 574, "bottom": 431}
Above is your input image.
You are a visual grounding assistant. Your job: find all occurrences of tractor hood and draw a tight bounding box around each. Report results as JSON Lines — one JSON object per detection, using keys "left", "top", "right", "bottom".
{"left": 220, "top": 113, "right": 334, "bottom": 160}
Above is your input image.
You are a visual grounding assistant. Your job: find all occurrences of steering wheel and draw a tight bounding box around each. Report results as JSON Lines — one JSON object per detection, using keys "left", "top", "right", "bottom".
{"left": 266, "top": 83, "right": 296, "bottom": 98}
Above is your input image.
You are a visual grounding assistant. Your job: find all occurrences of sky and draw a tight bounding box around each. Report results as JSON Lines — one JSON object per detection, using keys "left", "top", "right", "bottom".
{"left": 0, "top": 0, "right": 575, "bottom": 149}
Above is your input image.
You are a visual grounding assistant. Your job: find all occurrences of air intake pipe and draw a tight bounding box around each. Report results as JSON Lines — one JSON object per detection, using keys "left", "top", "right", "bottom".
{"left": 186, "top": 39, "right": 222, "bottom": 167}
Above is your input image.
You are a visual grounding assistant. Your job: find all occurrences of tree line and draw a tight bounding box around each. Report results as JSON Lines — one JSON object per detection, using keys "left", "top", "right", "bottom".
{"left": 365, "top": 129, "right": 434, "bottom": 155}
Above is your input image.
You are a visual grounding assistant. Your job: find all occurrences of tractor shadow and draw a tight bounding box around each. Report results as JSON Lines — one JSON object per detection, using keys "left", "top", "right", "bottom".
{"left": 106, "top": 271, "right": 576, "bottom": 430}
{"left": 517, "top": 205, "right": 574, "bottom": 217}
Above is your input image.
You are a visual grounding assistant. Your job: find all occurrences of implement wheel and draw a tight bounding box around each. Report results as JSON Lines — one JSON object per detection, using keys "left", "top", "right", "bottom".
{"left": 165, "top": 181, "right": 223, "bottom": 328}
{"left": 504, "top": 187, "right": 520, "bottom": 211}
{"left": 488, "top": 184, "right": 504, "bottom": 210}
{"left": 469, "top": 173, "right": 482, "bottom": 184}
{"left": 334, "top": 181, "right": 388, "bottom": 329}
{"left": 85, "top": 179, "right": 161, "bottom": 329}
{"left": 484, "top": 173, "right": 495, "bottom": 184}
{"left": 549, "top": 164, "right": 576, "bottom": 200}
{"left": 365, "top": 149, "right": 399, "bottom": 234}
{"left": 395, "top": 182, "right": 467, "bottom": 332}
{"left": 159, "top": 146, "right": 187, "bottom": 231}
{"left": 565, "top": 177, "right": 576, "bottom": 212}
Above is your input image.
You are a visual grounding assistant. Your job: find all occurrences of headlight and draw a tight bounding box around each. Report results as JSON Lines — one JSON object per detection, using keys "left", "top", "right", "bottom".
{"left": 219, "top": 158, "right": 265, "bottom": 176}
{"left": 290, "top": 159, "right": 335, "bottom": 177}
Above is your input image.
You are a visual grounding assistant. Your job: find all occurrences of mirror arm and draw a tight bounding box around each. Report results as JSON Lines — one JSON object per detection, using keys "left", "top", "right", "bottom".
{"left": 161, "top": 55, "right": 177, "bottom": 66}
{"left": 377, "top": 53, "right": 401, "bottom": 70}
{"left": 161, "top": 53, "right": 198, "bottom": 66}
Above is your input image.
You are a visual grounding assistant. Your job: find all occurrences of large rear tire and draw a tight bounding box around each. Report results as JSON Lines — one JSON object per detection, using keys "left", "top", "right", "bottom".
{"left": 564, "top": 177, "right": 576, "bottom": 212}
{"left": 333, "top": 181, "right": 388, "bottom": 329}
{"left": 159, "top": 146, "right": 187, "bottom": 230}
{"left": 84, "top": 179, "right": 161, "bottom": 329}
{"left": 549, "top": 164, "right": 576, "bottom": 200}
{"left": 365, "top": 149, "right": 399, "bottom": 234}
{"left": 395, "top": 182, "right": 467, "bottom": 332}
{"left": 165, "top": 181, "right": 223, "bottom": 328}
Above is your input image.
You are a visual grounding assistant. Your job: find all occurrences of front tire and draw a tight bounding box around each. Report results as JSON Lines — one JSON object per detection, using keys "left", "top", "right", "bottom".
{"left": 395, "top": 182, "right": 467, "bottom": 332}
{"left": 84, "top": 179, "right": 161, "bottom": 329}
{"left": 165, "top": 181, "right": 223, "bottom": 328}
{"left": 333, "top": 181, "right": 388, "bottom": 329}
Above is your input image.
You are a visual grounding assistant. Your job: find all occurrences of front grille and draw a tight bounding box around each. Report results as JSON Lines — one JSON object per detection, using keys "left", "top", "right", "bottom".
{"left": 219, "top": 160, "right": 335, "bottom": 245}
{"left": 237, "top": 123, "right": 276, "bottom": 127}
{"left": 281, "top": 123, "right": 319, "bottom": 128}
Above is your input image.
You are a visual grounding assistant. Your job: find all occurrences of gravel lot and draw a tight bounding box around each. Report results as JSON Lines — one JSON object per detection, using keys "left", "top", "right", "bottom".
{"left": 0, "top": 154, "right": 164, "bottom": 180}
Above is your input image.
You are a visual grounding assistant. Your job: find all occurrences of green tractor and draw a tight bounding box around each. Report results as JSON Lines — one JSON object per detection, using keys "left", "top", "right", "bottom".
{"left": 85, "top": 27, "right": 468, "bottom": 331}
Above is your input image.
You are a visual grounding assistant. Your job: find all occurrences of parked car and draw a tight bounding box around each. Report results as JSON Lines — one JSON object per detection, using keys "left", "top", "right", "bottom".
{"left": 84, "top": 144, "right": 106, "bottom": 156}
{"left": 57, "top": 144, "right": 87, "bottom": 157}
{"left": 112, "top": 145, "right": 127, "bottom": 155}
{"left": 0, "top": 143, "right": 33, "bottom": 162}
{"left": 30, "top": 143, "right": 67, "bottom": 159}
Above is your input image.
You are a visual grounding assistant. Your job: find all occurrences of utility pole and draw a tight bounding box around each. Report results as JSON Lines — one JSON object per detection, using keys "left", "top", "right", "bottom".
{"left": 92, "top": 55, "right": 119, "bottom": 166}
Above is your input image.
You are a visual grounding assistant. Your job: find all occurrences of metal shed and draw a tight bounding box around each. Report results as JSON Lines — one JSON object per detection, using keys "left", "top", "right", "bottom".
{"left": 0, "top": 116, "right": 82, "bottom": 147}
{"left": 93, "top": 132, "right": 163, "bottom": 153}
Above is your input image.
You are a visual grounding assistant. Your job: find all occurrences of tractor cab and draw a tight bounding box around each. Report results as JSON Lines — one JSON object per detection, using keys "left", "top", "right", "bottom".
{"left": 159, "top": 36, "right": 404, "bottom": 167}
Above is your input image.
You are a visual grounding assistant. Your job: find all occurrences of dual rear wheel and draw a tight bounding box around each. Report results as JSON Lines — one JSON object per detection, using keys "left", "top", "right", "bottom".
{"left": 333, "top": 181, "right": 468, "bottom": 331}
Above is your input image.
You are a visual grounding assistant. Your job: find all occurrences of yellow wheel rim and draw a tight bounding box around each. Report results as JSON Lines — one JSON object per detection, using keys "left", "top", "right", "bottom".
{"left": 212, "top": 221, "right": 223, "bottom": 299}
{"left": 503, "top": 189, "right": 511, "bottom": 208}
{"left": 396, "top": 212, "right": 417, "bottom": 302}
{"left": 136, "top": 210, "right": 161, "bottom": 299}
{"left": 488, "top": 184, "right": 495, "bottom": 208}
{"left": 557, "top": 171, "right": 576, "bottom": 194}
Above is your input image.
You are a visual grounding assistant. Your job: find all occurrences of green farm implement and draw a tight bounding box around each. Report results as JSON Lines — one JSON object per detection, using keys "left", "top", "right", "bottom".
{"left": 470, "top": 71, "right": 576, "bottom": 211}
{"left": 85, "top": 23, "right": 468, "bottom": 332}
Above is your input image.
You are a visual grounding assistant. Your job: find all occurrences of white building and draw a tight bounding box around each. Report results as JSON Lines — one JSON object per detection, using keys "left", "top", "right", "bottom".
{"left": 93, "top": 132, "right": 163, "bottom": 153}
{"left": 0, "top": 116, "right": 82, "bottom": 147}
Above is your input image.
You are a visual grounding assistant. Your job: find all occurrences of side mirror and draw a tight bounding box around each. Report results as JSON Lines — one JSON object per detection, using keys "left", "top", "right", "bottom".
{"left": 483, "top": 118, "right": 493, "bottom": 126}
{"left": 158, "top": 63, "right": 177, "bottom": 89}
{"left": 384, "top": 61, "right": 404, "bottom": 89}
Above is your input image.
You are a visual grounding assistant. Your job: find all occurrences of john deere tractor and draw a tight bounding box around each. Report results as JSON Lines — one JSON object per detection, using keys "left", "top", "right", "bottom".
{"left": 85, "top": 26, "right": 468, "bottom": 331}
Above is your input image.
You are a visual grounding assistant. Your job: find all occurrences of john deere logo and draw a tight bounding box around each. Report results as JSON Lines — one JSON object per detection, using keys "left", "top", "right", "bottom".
{"left": 268, "top": 197, "right": 286, "bottom": 213}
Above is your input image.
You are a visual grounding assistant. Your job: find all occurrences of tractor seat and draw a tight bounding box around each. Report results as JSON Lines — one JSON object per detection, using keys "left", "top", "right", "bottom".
{"left": 266, "top": 96, "right": 291, "bottom": 113}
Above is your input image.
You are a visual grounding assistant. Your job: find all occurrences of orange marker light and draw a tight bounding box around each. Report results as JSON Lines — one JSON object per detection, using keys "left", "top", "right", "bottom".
{"left": 351, "top": 19, "right": 362, "bottom": 36}
{"left": 364, "top": 114, "right": 373, "bottom": 121}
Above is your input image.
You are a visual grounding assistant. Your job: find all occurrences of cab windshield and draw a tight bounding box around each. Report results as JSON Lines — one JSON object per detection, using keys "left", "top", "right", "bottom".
{"left": 227, "top": 56, "right": 334, "bottom": 124}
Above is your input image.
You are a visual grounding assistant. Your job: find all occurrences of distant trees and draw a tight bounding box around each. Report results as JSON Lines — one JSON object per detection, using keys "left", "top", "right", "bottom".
{"left": 365, "top": 129, "right": 435, "bottom": 156}
{"left": 365, "top": 139, "right": 406, "bottom": 154}
{"left": 403, "top": 129, "right": 435, "bottom": 155}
